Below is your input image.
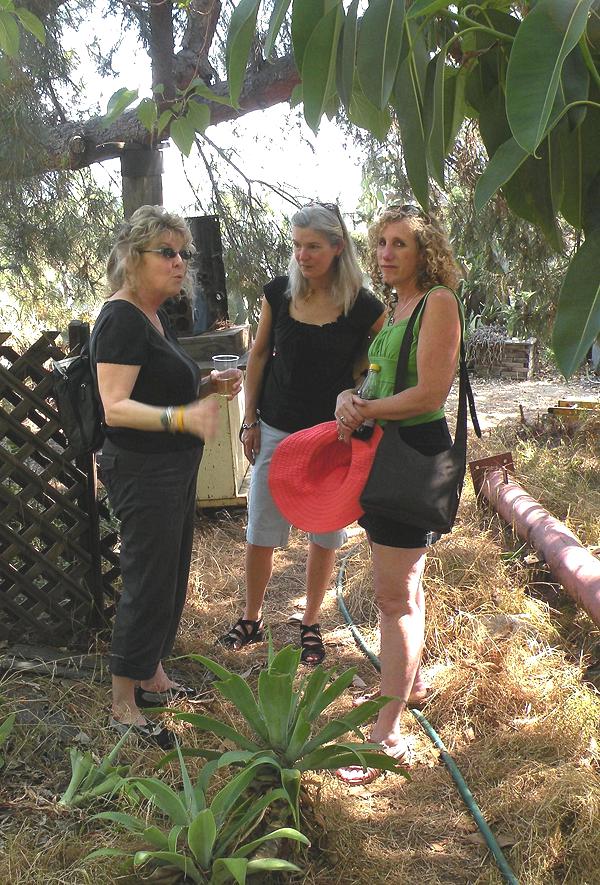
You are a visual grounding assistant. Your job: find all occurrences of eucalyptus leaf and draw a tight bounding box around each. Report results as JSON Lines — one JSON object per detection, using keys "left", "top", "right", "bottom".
{"left": 391, "top": 21, "right": 429, "bottom": 208}
{"left": 348, "top": 81, "right": 392, "bottom": 141}
{"left": 506, "top": 0, "right": 595, "bottom": 152}
{"left": 226, "top": 0, "right": 260, "bottom": 108}
{"left": 474, "top": 137, "right": 529, "bottom": 212}
{"left": 264, "top": 0, "right": 292, "bottom": 60}
{"left": 302, "top": 4, "right": 343, "bottom": 132}
{"left": 552, "top": 228, "right": 600, "bottom": 376}
{"left": 336, "top": 0, "right": 358, "bottom": 110}
{"left": 357, "top": 0, "right": 405, "bottom": 110}
{"left": 291, "top": 0, "right": 327, "bottom": 75}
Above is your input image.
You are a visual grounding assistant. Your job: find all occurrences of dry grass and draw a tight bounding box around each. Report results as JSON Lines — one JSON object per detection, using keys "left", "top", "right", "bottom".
{"left": 1, "top": 418, "right": 599, "bottom": 883}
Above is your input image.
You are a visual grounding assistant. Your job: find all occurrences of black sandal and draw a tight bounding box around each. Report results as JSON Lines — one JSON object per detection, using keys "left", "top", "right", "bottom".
{"left": 299, "top": 622, "right": 326, "bottom": 666}
{"left": 217, "top": 617, "right": 265, "bottom": 650}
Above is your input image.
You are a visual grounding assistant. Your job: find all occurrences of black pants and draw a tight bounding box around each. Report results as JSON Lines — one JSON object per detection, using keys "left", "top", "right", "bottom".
{"left": 97, "top": 441, "right": 203, "bottom": 680}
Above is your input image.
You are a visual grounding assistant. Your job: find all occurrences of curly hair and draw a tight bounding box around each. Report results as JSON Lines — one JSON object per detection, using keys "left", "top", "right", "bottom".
{"left": 287, "top": 203, "right": 364, "bottom": 315}
{"left": 367, "top": 204, "right": 461, "bottom": 310}
{"left": 106, "top": 205, "right": 194, "bottom": 297}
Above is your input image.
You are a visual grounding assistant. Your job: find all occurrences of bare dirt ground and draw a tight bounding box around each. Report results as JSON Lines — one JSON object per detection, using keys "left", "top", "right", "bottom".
{"left": 446, "top": 372, "right": 599, "bottom": 431}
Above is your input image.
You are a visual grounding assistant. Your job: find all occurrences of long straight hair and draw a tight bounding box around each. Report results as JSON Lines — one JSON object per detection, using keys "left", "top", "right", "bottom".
{"left": 287, "top": 204, "right": 364, "bottom": 315}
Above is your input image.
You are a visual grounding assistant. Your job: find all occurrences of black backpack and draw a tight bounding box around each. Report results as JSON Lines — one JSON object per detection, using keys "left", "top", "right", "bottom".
{"left": 52, "top": 338, "right": 104, "bottom": 458}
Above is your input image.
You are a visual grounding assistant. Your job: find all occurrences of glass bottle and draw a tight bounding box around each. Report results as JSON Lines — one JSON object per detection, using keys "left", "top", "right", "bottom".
{"left": 353, "top": 363, "right": 381, "bottom": 440}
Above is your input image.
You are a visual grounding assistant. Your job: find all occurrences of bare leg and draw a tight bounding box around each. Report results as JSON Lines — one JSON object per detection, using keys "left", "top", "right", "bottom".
{"left": 140, "top": 661, "right": 180, "bottom": 694}
{"left": 372, "top": 543, "right": 426, "bottom": 749}
{"left": 244, "top": 543, "right": 275, "bottom": 620}
{"left": 304, "top": 541, "right": 336, "bottom": 624}
{"left": 112, "top": 675, "right": 145, "bottom": 725}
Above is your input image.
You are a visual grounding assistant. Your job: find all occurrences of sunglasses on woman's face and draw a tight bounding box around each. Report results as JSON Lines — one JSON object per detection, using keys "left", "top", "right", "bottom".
{"left": 140, "top": 247, "right": 194, "bottom": 261}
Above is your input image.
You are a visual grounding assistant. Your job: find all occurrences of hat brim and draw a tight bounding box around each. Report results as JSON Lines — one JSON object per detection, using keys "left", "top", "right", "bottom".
{"left": 268, "top": 420, "right": 383, "bottom": 533}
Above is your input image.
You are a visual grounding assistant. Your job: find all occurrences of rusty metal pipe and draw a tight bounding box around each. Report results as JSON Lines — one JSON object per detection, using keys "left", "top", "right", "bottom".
{"left": 475, "top": 467, "right": 600, "bottom": 628}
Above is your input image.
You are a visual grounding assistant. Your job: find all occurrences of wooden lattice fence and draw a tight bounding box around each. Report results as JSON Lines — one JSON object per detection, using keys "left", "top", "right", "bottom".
{"left": 0, "top": 329, "right": 120, "bottom": 646}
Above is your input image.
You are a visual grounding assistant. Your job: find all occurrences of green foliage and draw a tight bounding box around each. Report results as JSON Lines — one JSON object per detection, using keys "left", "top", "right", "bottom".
{"left": 223, "top": 0, "right": 600, "bottom": 373}
{"left": 552, "top": 227, "right": 600, "bottom": 375}
{"left": 0, "top": 3, "right": 44, "bottom": 59}
{"left": 0, "top": 710, "right": 15, "bottom": 770}
{"left": 0, "top": 170, "right": 120, "bottom": 343}
{"left": 58, "top": 729, "right": 131, "bottom": 808}
{"left": 170, "top": 642, "right": 408, "bottom": 783}
{"left": 87, "top": 743, "right": 309, "bottom": 884}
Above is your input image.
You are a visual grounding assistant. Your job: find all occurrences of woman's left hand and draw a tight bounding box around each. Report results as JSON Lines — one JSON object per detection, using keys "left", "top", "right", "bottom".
{"left": 335, "top": 388, "right": 362, "bottom": 443}
{"left": 210, "top": 368, "right": 244, "bottom": 400}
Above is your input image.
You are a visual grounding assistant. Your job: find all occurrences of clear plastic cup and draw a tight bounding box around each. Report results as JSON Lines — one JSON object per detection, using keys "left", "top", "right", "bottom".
{"left": 212, "top": 354, "right": 239, "bottom": 395}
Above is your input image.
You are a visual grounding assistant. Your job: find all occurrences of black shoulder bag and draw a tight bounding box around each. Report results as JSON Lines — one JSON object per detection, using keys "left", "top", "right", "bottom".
{"left": 359, "top": 294, "right": 481, "bottom": 534}
{"left": 52, "top": 336, "right": 104, "bottom": 458}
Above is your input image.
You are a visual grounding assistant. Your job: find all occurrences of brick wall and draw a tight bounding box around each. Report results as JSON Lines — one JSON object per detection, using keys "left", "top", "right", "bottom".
{"left": 473, "top": 339, "right": 537, "bottom": 381}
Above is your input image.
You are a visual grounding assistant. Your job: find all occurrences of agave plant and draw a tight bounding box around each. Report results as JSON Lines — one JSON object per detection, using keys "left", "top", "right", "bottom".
{"left": 168, "top": 642, "right": 407, "bottom": 791}
{"left": 87, "top": 743, "right": 309, "bottom": 884}
{"left": 0, "top": 711, "right": 15, "bottom": 771}
{"left": 58, "top": 727, "right": 131, "bottom": 807}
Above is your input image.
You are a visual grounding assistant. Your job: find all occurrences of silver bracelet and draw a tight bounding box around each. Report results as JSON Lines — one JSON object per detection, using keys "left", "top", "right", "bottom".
{"left": 160, "top": 406, "right": 174, "bottom": 431}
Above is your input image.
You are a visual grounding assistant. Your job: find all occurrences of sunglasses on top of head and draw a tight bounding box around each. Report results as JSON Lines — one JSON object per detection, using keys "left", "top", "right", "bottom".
{"left": 385, "top": 201, "right": 431, "bottom": 222}
{"left": 140, "top": 247, "right": 194, "bottom": 261}
{"left": 312, "top": 201, "right": 343, "bottom": 222}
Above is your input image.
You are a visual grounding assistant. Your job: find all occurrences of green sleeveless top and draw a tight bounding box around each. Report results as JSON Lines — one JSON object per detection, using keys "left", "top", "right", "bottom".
{"left": 366, "top": 286, "right": 464, "bottom": 427}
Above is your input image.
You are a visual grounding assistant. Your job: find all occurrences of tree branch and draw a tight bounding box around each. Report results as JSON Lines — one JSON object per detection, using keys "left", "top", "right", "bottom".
{"left": 0, "top": 55, "right": 299, "bottom": 178}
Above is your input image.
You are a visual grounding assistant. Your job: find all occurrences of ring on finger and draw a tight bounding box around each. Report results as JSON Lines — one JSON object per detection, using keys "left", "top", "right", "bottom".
{"left": 340, "top": 415, "right": 347, "bottom": 425}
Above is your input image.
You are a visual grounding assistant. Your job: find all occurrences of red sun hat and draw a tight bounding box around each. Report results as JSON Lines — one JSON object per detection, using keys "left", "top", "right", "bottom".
{"left": 268, "top": 420, "right": 383, "bottom": 533}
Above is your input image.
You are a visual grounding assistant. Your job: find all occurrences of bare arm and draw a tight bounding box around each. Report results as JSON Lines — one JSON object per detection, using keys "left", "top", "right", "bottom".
{"left": 240, "top": 296, "right": 273, "bottom": 464}
{"left": 97, "top": 362, "right": 220, "bottom": 441}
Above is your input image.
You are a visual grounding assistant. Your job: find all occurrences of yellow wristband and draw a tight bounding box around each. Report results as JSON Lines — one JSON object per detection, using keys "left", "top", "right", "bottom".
{"left": 175, "top": 406, "right": 185, "bottom": 433}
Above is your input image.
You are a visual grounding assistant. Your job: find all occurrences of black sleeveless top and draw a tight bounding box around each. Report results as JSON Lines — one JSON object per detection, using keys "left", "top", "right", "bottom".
{"left": 259, "top": 276, "right": 384, "bottom": 433}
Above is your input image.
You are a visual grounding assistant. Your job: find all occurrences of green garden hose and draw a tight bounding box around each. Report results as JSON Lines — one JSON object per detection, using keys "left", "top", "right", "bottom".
{"left": 335, "top": 548, "right": 519, "bottom": 885}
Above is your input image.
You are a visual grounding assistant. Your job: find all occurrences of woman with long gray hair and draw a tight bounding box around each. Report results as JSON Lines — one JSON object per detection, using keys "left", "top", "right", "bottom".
{"left": 218, "top": 202, "right": 385, "bottom": 664}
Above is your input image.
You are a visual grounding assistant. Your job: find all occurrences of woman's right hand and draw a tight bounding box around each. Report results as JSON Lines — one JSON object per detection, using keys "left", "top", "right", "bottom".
{"left": 241, "top": 423, "right": 261, "bottom": 465}
{"left": 335, "top": 388, "right": 362, "bottom": 433}
{"left": 183, "top": 397, "right": 219, "bottom": 441}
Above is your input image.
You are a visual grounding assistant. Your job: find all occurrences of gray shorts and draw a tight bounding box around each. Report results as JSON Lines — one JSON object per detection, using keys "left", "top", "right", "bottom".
{"left": 246, "top": 420, "right": 347, "bottom": 550}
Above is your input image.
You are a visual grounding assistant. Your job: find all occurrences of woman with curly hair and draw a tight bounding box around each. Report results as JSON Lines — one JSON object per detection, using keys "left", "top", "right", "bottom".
{"left": 334, "top": 203, "right": 462, "bottom": 784}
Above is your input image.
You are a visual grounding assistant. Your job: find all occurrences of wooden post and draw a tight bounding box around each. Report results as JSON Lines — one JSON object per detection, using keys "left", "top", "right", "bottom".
{"left": 68, "top": 320, "right": 106, "bottom": 631}
{"left": 188, "top": 215, "right": 228, "bottom": 332}
{"left": 120, "top": 146, "right": 163, "bottom": 217}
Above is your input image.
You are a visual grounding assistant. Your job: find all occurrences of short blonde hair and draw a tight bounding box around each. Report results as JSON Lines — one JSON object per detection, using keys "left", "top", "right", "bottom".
{"left": 367, "top": 204, "right": 460, "bottom": 304}
{"left": 106, "top": 205, "right": 194, "bottom": 296}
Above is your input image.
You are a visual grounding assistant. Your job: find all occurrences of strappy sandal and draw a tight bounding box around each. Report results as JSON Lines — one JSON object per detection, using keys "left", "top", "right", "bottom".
{"left": 217, "top": 617, "right": 265, "bottom": 650}
{"left": 135, "top": 685, "right": 204, "bottom": 708}
{"left": 108, "top": 717, "right": 175, "bottom": 750}
{"left": 299, "top": 622, "right": 326, "bottom": 666}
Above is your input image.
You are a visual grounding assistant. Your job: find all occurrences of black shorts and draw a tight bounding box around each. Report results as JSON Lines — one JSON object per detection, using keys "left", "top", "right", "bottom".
{"left": 358, "top": 418, "right": 452, "bottom": 549}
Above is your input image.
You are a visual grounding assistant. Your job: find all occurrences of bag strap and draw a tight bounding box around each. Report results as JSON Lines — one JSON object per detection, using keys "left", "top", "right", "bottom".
{"left": 393, "top": 291, "right": 481, "bottom": 440}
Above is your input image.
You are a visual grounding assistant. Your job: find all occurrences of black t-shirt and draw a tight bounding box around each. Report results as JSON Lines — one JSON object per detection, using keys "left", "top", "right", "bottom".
{"left": 259, "top": 276, "right": 384, "bottom": 433}
{"left": 92, "top": 299, "right": 203, "bottom": 453}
